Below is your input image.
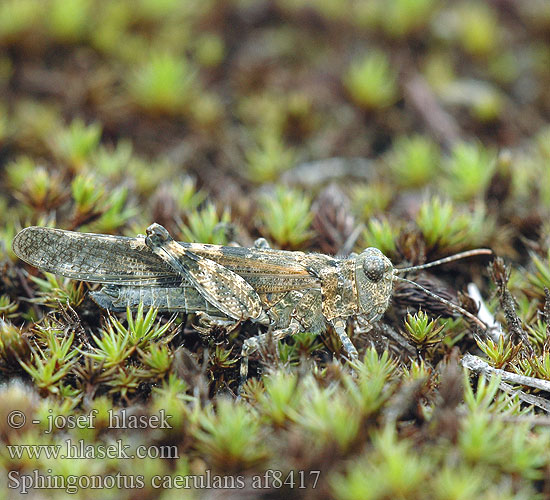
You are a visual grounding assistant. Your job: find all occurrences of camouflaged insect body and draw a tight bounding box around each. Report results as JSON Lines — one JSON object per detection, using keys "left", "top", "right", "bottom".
{"left": 13, "top": 225, "right": 398, "bottom": 371}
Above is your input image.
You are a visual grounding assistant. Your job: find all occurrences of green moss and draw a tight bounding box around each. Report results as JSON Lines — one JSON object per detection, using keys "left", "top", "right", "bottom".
{"left": 475, "top": 335, "right": 521, "bottom": 369}
{"left": 387, "top": 135, "right": 441, "bottom": 188}
{"left": 295, "top": 377, "right": 361, "bottom": 452}
{"left": 87, "top": 304, "right": 173, "bottom": 369}
{"left": 194, "top": 398, "right": 269, "bottom": 471}
{"left": 345, "top": 348, "right": 396, "bottom": 415}
{"left": 245, "top": 130, "right": 295, "bottom": 183}
{"left": 432, "top": 465, "right": 484, "bottom": 500}
{"left": 141, "top": 343, "right": 173, "bottom": 374}
{"left": 30, "top": 273, "right": 86, "bottom": 308}
{"left": 330, "top": 425, "right": 431, "bottom": 500}
{"left": 85, "top": 186, "right": 137, "bottom": 233}
{"left": 404, "top": 310, "right": 445, "bottom": 348}
{"left": 256, "top": 371, "right": 300, "bottom": 426}
{"left": 173, "top": 176, "right": 207, "bottom": 213}
{"left": 47, "top": 0, "right": 92, "bottom": 42}
{"left": 128, "top": 52, "right": 196, "bottom": 115}
{"left": 91, "top": 140, "right": 133, "bottom": 178}
{"left": 379, "top": 0, "right": 440, "bottom": 38}
{"left": 457, "top": 3, "right": 500, "bottom": 57}
{"left": 344, "top": 51, "right": 399, "bottom": 110}
{"left": 71, "top": 173, "right": 105, "bottom": 216}
{"left": 0, "top": 295, "right": 18, "bottom": 319}
{"left": 415, "top": 196, "right": 493, "bottom": 252}
{"left": 525, "top": 249, "right": 550, "bottom": 300}
{"left": 179, "top": 203, "right": 231, "bottom": 245}
{"left": 0, "top": 318, "right": 29, "bottom": 364}
{"left": 194, "top": 33, "right": 225, "bottom": 68}
{"left": 0, "top": 0, "right": 42, "bottom": 41}
{"left": 351, "top": 182, "right": 393, "bottom": 220}
{"left": 52, "top": 119, "right": 102, "bottom": 171}
{"left": 6, "top": 158, "right": 66, "bottom": 212}
{"left": 19, "top": 337, "right": 79, "bottom": 395}
{"left": 444, "top": 142, "right": 496, "bottom": 201}
{"left": 258, "top": 186, "right": 314, "bottom": 248}
{"left": 361, "top": 218, "right": 399, "bottom": 257}
{"left": 90, "top": 1, "right": 132, "bottom": 55}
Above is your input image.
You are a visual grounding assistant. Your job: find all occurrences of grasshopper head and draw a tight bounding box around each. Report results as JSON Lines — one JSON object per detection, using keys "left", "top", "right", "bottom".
{"left": 355, "top": 248, "right": 394, "bottom": 321}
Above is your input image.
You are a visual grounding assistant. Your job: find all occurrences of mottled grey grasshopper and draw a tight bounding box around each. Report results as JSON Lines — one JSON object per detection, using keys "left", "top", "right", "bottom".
{"left": 12, "top": 224, "right": 491, "bottom": 380}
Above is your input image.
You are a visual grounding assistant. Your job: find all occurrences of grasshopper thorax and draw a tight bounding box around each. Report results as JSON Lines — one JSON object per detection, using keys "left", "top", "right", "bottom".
{"left": 354, "top": 247, "right": 394, "bottom": 321}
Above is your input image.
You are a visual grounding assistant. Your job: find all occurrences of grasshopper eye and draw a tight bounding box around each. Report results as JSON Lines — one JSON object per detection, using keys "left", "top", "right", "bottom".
{"left": 363, "top": 255, "right": 384, "bottom": 282}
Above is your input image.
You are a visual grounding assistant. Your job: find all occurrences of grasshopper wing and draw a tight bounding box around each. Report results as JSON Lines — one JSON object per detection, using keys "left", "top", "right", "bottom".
{"left": 12, "top": 226, "right": 182, "bottom": 286}
{"left": 90, "top": 285, "right": 220, "bottom": 314}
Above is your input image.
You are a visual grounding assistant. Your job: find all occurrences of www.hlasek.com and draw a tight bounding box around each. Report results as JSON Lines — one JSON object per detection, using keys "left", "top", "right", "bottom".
{"left": 6, "top": 438, "right": 178, "bottom": 460}
{"left": 7, "top": 469, "right": 321, "bottom": 494}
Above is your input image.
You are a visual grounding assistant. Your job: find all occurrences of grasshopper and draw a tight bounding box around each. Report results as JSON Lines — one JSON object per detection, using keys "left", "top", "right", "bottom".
{"left": 12, "top": 224, "right": 491, "bottom": 380}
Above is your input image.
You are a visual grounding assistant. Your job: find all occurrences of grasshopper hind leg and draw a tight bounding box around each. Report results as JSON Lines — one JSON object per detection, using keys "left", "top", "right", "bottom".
{"left": 239, "top": 319, "right": 301, "bottom": 390}
{"left": 239, "top": 289, "right": 323, "bottom": 391}
{"left": 193, "top": 312, "right": 240, "bottom": 335}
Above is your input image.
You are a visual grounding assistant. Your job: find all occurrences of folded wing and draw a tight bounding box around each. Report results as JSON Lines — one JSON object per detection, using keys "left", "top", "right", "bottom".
{"left": 12, "top": 226, "right": 182, "bottom": 286}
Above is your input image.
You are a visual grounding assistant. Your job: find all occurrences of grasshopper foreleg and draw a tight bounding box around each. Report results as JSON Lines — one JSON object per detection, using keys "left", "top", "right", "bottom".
{"left": 332, "top": 318, "right": 359, "bottom": 362}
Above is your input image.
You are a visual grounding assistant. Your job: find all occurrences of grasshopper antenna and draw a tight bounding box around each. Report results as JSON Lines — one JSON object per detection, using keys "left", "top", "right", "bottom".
{"left": 395, "top": 249, "right": 493, "bottom": 273}
{"left": 394, "top": 276, "right": 487, "bottom": 330}
{"left": 394, "top": 248, "right": 494, "bottom": 330}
